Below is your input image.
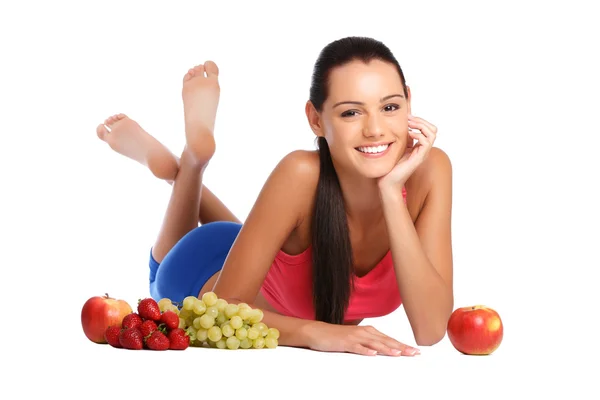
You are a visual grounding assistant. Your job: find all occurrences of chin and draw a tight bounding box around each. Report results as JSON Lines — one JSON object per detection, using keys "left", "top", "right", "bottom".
{"left": 352, "top": 146, "right": 402, "bottom": 179}
{"left": 359, "top": 165, "right": 395, "bottom": 179}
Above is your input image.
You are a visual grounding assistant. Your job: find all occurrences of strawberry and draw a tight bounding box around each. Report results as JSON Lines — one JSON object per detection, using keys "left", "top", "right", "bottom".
{"left": 168, "top": 328, "right": 190, "bottom": 350}
{"left": 160, "top": 310, "right": 180, "bottom": 330}
{"left": 140, "top": 320, "right": 158, "bottom": 339}
{"left": 122, "top": 313, "right": 143, "bottom": 330}
{"left": 138, "top": 298, "right": 161, "bottom": 321}
{"left": 119, "top": 328, "right": 144, "bottom": 350}
{"left": 146, "top": 331, "right": 170, "bottom": 351}
{"left": 104, "top": 326, "right": 122, "bottom": 348}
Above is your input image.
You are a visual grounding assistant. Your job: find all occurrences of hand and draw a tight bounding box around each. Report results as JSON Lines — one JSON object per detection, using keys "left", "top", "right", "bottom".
{"left": 305, "top": 322, "right": 420, "bottom": 356}
{"left": 377, "top": 114, "right": 438, "bottom": 190}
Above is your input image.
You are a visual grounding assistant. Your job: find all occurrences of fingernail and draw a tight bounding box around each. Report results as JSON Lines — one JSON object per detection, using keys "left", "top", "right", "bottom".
{"left": 407, "top": 348, "right": 418, "bottom": 356}
{"left": 392, "top": 349, "right": 402, "bottom": 355}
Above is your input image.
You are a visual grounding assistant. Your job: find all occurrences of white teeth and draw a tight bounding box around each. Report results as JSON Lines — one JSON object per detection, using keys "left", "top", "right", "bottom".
{"left": 357, "top": 144, "right": 389, "bottom": 154}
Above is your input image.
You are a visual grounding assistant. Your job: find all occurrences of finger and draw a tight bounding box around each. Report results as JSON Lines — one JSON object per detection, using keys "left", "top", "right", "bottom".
{"left": 364, "top": 340, "right": 403, "bottom": 357}
{"left": 409, "top": 115, "right": 438, "bottom": 134}
{"left": 367, "top": 331, "right": 420, "bottom": 356}
{"left": 348, "top": 343, "right": 378, "bottom": 356}
{"left": 408, "top": 120, "right": 435, "bottom": 142}
{"left": 408, "top": 128, "right": 430, "bottom": 147}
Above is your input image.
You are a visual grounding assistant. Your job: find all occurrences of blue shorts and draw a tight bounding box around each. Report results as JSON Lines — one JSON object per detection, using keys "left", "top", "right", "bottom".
{"left": 148, "top": 221, "right": 243, "bottom": 303}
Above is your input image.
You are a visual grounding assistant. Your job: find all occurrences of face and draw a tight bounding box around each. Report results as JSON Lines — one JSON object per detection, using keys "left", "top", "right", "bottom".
{"left": 307, "top": 59, "right": 412, "bottom": 179}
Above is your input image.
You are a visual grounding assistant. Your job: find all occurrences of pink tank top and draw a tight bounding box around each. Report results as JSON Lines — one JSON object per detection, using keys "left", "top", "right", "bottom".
{"left": 260, "top": 187, "right": 406, "bottom": 323}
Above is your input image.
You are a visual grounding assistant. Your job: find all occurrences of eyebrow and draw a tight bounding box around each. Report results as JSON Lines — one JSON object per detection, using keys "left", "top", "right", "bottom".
{"left": 332, "top": 94, "right": 405, "bottom": 108}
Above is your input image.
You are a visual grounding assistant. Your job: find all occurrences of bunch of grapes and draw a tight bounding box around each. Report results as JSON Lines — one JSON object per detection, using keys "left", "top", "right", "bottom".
{"left": 157, "top": 292, "right": 279, "bottom": 350}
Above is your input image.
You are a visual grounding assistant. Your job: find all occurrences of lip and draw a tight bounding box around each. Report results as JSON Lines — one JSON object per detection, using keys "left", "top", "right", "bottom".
{"left": 355, "top": 142, "right": 394, "bottom": 158}
{"left": 355, "top": 141, "right": 394, "bottom": 148}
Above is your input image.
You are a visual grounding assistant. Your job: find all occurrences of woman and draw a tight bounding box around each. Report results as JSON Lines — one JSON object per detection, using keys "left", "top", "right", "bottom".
{"left": 96, "top": 36, "right": 453, "bottom": 357}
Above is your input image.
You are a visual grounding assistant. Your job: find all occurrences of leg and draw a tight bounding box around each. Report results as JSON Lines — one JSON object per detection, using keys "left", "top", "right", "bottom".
{"left": 97, "top": 78, "right": 240, "bottom": 228}
{"left": 150, "top": 61, "right": 222, "bottom": 263}
{"left": 149, "top": 221, "right": 242, "bottom": 303}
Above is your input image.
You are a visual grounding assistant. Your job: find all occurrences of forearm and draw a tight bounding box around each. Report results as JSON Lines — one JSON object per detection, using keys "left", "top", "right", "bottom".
{"left": 223, "top": 297, "right": 316, "bottom": 348}
{"left": 380, "top": 188, "right": 453, "bottom": 345}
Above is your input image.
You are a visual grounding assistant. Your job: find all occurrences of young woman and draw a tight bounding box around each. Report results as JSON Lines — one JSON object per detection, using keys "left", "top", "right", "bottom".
{"left": 96, "top": 36, "right": 453, "bottom": 357}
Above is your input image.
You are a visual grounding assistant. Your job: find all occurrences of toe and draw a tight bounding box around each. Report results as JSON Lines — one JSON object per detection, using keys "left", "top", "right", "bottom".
{"left": 96, "top": 124, "right": 109, "bottom": 140}
{"left": 183, "top": 68, "right": 195, "bottom": 82}
{"left": 204, "top": 61, "right": 219, "bottom": 78}
{"left": 193, "top": 64, "right": 206, "bottom": 77}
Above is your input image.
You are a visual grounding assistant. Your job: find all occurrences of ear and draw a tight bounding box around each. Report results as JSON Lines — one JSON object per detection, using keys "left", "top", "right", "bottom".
{"left": 305, "top": 100, "right": 324, "bottom": 137}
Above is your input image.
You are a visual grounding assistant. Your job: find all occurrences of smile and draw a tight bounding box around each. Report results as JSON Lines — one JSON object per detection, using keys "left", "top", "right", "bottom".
{"left": 355, "top": 142, "right": 392, "bottom": 157}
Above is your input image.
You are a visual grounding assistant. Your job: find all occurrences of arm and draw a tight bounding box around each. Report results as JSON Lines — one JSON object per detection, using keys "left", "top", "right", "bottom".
{"left": 380, "top": 147, "right": 454, "bottom": 346}
{"left": 211, "top": 150, "right": 318, "bottom": 348}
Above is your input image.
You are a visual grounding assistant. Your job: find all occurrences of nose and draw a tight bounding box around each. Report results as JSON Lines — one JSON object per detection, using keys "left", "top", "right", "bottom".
{"left": 363, "top": 114, "right": 384, "bottom": 138}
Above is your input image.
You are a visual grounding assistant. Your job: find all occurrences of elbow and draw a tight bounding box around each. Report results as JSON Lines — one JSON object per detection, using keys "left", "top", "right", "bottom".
{"left": 415, "top": 326, "right": 447, "bottom": 347}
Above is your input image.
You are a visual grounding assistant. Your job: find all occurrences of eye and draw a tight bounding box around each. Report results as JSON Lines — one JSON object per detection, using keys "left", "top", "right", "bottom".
{"left": 384, "top": 104, "right": 400, "bottom": 112}
{"left": 341, "top": 110, "right": 359, "bottom": 118}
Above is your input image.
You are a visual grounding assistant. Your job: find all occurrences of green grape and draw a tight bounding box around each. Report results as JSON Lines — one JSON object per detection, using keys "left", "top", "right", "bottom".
{"left": 243, "top": 323, "right": 251, "bottom": 330}
{"left": 253, "top": 322, "right": 269, "bottom": 337}
{"left": 216, "top": 312, "right": 226, "bottom": 325}
{"left": 179, "top": 308, "right": 193, "bottom": 320}
{"left": 230, "top": 316, "right": 243, "bottom": 330}
{"left": 221, "top": 324, "right": 235, "bottom": 338}
{"left": 224, "top": 304, "right": 239, "bottom": 318}
{"left": 193, "top": 317, "right": 204, "bottom": 330}
{"left": 248, "top": 309, "right": 264, "bottom": 324}
{"left": 252, "top": 337, "right": 265, "bottom": 349}
{"left": 216, "top": 339, "right": 227, "bottom": 349}
{"left": 266, "top": 328, "right": 280, "bottom": 340}
{"left": 208, "top": 326, "right": 223, "bottom": 342}
{"left": 157, "top": 298, "right": 172, "bottom": 312}
{"left": 163, "top": 303, "right": 178, "bottom": 314}
{"left": 238, "top": 303, "right": 250, "bottom": 310}
{"left": 208, "top": 340, "right": 218, "bottom": 348}
{"left": 226, "top": 336, "right": 241, "bottom": 350}
{"left": 215, "top": 298, "right": 228, "bottom": 312}
{"left": 205, "top": 306, "right": 219, "bottom": 319}
{"left": 202, "top": 291, "right": 218, "bottom": 307}
{"left": 240, "top": 338, "right": 252, "bottom": 349}
{"left": 193, "top": 300, "right": 207, "bottom": 315}
{"left": 185, "top": 326, "right": 197, "bottom": 341}
{"left": 178, "top": 317, "right": 186, "bottom": 329}
{"left": 235, "top": 327, "right": 248, "bottom": 340}
{"left": 265, "top": 337, "right": 278, "bottom": 349}
{"left": 186, "top": 316, "right": 195, "bottom": 328}
{"left": 238, "top": 307, "right": 252, "bottom": 321}
{"left": 196, "top": 328, "right": 208, "bottom": 342}
{"left": 199, "top": 314, "right": 215, "bottom": 329}
{"left": 182, "top": 296, "right": 197, "bottom": 311}
{"left": 247, "top": 327, "right": 260, "bottom": 340}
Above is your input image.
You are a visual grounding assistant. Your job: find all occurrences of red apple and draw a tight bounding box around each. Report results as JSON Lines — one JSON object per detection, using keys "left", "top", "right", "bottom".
{"left": 447, "top": 305, "right": 503, "bottom": 355}
{"left": 81, "top": 293, "right": 133, "bottom": 344}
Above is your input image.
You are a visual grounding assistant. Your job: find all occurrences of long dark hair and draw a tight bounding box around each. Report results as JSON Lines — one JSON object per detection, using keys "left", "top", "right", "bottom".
{"left": 309, "top": 36, "right": 409, "bottom": 324}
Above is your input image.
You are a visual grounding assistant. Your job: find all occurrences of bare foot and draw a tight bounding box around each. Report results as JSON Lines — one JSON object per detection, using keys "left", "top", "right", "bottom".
{"left": 182, "top": 61, "right": 219, "bottom": 165}
{"left": 96, "top": 114, "right": 179, "bottom": 181}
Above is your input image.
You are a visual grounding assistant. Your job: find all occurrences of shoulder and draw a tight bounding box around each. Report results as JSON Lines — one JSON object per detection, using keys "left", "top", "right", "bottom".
{"left": 408, "top": 146, "right": 452, "bottom": 189}
{"left": 274, "top": 149, "right": 321, "bottom": 187}
{"left": 405, "top": 147, "right": 452, "bottom": 219}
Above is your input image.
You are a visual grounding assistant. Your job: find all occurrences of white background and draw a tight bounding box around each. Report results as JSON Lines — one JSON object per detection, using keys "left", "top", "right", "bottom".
{"left": 2, "top": 0, "right": 598, "bottom": 398}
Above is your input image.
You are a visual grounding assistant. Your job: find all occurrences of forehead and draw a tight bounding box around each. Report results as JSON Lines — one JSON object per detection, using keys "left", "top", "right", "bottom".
{"left": 327, "top": 59, "right": 403, "bottom": 99}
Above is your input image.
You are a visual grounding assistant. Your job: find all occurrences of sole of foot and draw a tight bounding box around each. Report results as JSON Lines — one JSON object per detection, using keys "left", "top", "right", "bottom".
{"left": 96, "top": 113, "right": 179, "bottom": 181}
{"left": 181, "top": 61, "right": 219, "bottom": 166}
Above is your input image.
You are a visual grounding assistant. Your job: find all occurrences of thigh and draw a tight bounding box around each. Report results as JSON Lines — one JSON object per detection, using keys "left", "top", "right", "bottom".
{"left": 150, "top": 221, "right": 242, "bottom": 303}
